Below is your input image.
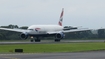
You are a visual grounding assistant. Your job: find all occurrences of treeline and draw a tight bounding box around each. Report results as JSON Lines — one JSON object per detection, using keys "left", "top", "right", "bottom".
{"left": 0, "top": 24, "right": 105, "bottom": 40}
{"left": 0, "top": 24, "right": 28, "bottom": 29}
{"left": 65, "top": 28, "right": 105, "bottom": 39}
{"left": 0, "top": 24, "right": 28, "bottom": 40}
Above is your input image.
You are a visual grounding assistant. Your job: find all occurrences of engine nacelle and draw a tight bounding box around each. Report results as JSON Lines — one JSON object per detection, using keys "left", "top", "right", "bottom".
{"left": 56, "top": 32, "right": 65, "bottom": 39}
{"left": 20, "top": 32, "right": 28, "bottom": 39}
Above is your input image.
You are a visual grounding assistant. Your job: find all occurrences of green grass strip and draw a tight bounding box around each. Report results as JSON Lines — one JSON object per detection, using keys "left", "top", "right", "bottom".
{"left": 0, "top": 43, "right": 105, "bottom": 53}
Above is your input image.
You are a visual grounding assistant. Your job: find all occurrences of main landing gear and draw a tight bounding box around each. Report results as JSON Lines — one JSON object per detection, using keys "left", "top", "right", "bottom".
{"left": 30, "top": 37, "right": 61, "bottom": 42}
{"left": 55, "top": 39, "right": 60, "bottom": 42}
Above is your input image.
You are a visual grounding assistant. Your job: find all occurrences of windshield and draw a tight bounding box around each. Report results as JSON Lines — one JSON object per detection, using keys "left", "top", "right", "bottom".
{"left": 28, "top": 29, "right": 34, "bottom": 31}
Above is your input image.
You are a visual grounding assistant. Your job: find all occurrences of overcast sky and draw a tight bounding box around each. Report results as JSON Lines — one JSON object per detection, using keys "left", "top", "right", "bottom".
{"left": 0, "top": 0, "right": 105, "bottom": 29}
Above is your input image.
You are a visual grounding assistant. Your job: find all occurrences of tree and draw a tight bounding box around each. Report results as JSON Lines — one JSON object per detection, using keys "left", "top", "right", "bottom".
{"left": 98, "top": 29, "right": 105, "bottom": 38}
{"left": 19, "top": 26, "right": 28, "bottom": 29}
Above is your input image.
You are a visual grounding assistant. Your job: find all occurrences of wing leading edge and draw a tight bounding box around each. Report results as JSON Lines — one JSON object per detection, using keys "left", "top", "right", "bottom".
{"left": 47, "top": 28, "right": 91, "bottom": 34}
{"left": 0, "top": 28, "right": 27, "bottom": 33}
{"left": 62, "top": 28, "right": 91, "bottom": 33}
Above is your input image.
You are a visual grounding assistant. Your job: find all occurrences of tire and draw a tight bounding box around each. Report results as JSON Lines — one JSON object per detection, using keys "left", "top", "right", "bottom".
{"left": 35, "top": 39, "right": 41, "bottom": 42}
{"left": 55, "top": 39, "right": 60, "bottom": 42}
{"left": 30, "top": 39, "right": 34, "bottom": 42}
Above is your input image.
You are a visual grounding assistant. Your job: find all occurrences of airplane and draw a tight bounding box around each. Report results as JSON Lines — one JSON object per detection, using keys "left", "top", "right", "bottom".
{"left": 0, "top": 8, "right": 90, "bottom": 42}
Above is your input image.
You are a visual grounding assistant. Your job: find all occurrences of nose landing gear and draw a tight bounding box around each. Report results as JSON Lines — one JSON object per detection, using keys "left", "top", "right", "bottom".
{"left": 30, "top": 37, "right": 41, "bottom": 42}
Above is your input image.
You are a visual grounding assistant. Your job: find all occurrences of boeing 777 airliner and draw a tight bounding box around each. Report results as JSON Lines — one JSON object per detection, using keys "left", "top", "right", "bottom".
{"left": 0, "top": 8, "right": 90, "bottom": 42}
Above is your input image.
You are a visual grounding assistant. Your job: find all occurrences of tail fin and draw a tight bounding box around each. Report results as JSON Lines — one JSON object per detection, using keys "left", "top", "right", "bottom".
{"left": 58, "top": 8, "right": 64, "bottom": 26}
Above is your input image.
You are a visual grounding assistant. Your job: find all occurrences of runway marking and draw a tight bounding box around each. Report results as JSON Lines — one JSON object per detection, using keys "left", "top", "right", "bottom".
{"left": 0, "top": 53, "right": 43, "bottom": 56}
{"left": 3, "top": 57, "right": 20, "bottom": 59}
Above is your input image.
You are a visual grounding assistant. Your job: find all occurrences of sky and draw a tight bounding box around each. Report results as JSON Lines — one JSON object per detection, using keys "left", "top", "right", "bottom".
{"left": 0, "top": 0, "right": 105, "bottom": 29}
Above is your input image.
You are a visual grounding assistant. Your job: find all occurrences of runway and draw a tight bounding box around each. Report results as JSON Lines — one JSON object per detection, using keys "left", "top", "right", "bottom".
{"left": 0, "top": 51, "right": 105, "bottom": 59}
{"left": 0, "top": 40, "right": 105, "bottom": 59}
{"left": 0, "top": 40, "right": 105, "bottom": 44}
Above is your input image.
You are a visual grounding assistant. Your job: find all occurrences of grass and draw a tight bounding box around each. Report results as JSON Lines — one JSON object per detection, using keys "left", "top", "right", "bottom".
{"left": 0, "top": 43, "right": 105, "bottom": 53}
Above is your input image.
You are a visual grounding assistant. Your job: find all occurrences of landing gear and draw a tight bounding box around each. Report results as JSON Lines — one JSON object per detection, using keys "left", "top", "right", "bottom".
{"left": 30, "top": 39, "right": 34, "bottom": 42}
{"left": 30, "top": 37, "right": 41, "bottom": 42}
{"left": 55, "top": 39, "right": 60, "bottom": 42}
{"left": 35, "top": 37, "right": 41, "bottom": 42}
{"left": 35, "top": 39, "right": 40, "bottom": 42}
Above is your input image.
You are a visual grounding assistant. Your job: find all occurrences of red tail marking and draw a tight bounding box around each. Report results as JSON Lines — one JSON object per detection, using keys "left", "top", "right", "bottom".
{"left": 59, "top": 8, "right": 64, "bottom": 26}
{"left": 59, "top": 21, "right": 62, "bottom": 26}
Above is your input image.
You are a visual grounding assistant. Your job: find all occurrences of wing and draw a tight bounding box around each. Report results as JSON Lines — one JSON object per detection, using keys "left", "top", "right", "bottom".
{"left": 47, "top": 28, "right": 91, "bottom": 34}
{"left": 0, "top": 28, "right": 27, "bottom": 33}
{"left": 62, "top": 28, "right": 91, "bottom": 33}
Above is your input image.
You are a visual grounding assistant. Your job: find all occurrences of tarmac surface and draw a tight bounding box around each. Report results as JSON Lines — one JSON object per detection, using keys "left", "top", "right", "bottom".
{"left": 0, "top": 40, "right": 105, "bottom": 59}
{"left": 0, "top": 51, "right": 105, "bottom": 59}
{"left": 0, "top": 40, "right": 105, "bottom": 44}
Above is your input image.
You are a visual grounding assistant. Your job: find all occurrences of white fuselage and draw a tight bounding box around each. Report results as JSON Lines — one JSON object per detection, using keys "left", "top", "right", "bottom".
{"left": 27, "top": 25, "right": 63, "bottom": 35}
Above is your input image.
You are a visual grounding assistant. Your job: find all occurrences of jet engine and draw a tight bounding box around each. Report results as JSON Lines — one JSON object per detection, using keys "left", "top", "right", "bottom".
{"left": 20, "top": 32, "right": 28, "bottom": 39}
{"left": 56, "top": 32, "right": 65, "bottom": 39}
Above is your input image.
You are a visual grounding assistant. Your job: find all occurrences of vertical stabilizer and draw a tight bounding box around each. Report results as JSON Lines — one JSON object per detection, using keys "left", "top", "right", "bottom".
{"left": 58, "top": 8, "right": 64, "bottom": 26}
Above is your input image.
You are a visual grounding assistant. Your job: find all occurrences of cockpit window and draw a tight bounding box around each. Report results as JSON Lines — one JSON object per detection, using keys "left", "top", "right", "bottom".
{"left": 28, "top": 29, "right": 34, "bottom": 31}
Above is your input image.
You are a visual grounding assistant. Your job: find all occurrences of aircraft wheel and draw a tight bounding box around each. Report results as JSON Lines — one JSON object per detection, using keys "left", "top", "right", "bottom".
{"left": 55, "top": 39, "right": 60, "bottom": 42}
{"left": 35, "top": 39, "right": 41, "bottom": 42}
{"left": 30, "top": 39, "right": 34, "bottom": 42}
